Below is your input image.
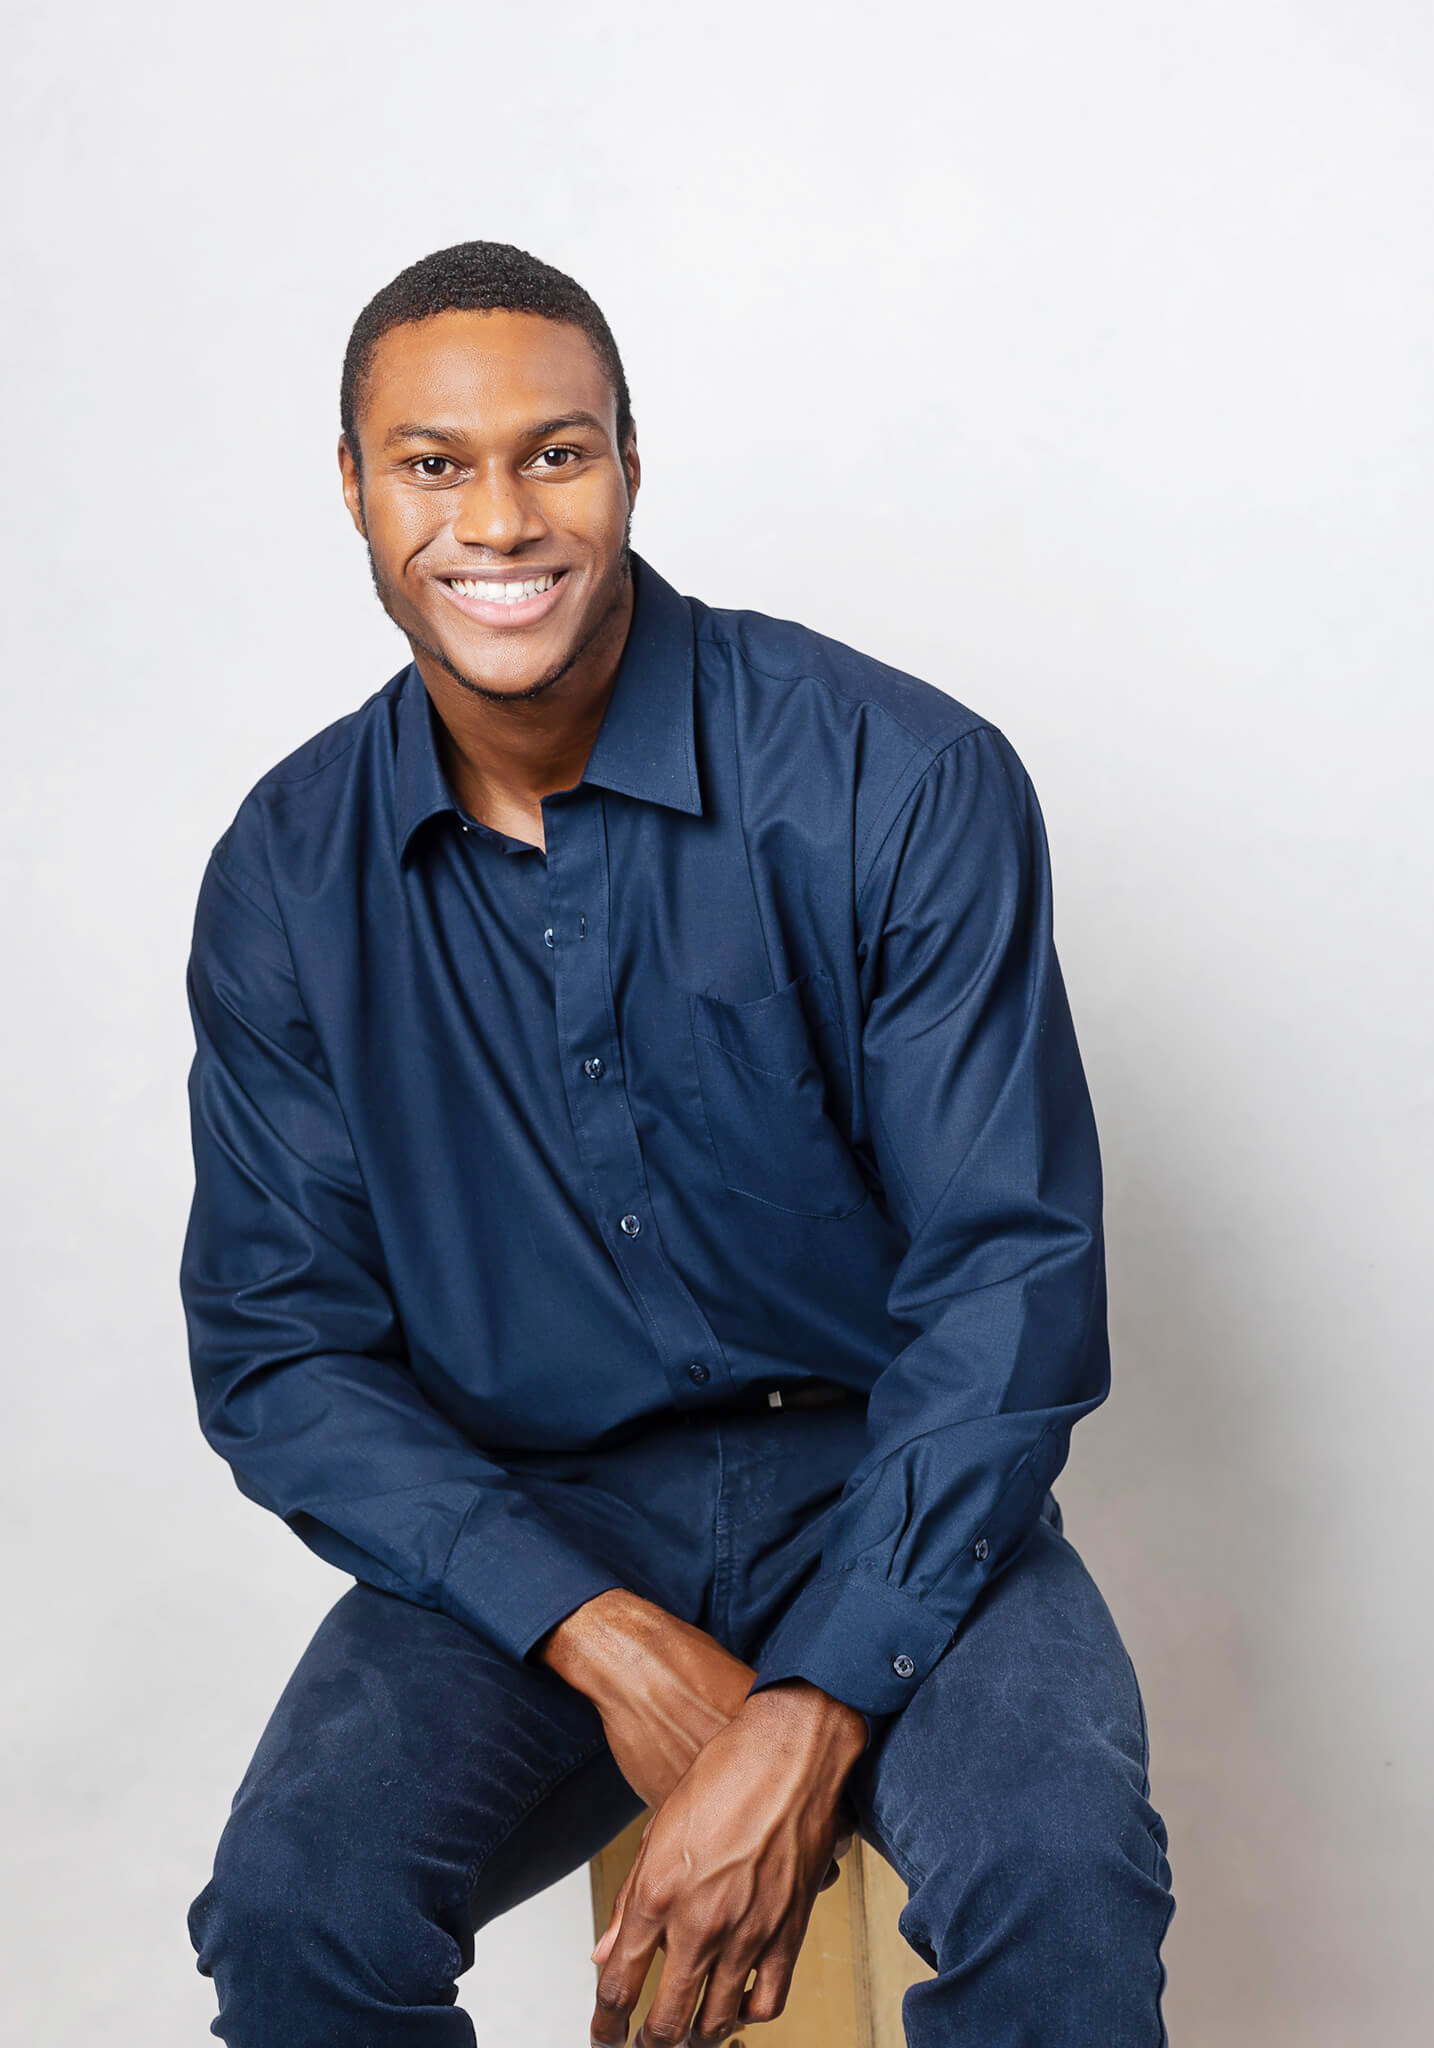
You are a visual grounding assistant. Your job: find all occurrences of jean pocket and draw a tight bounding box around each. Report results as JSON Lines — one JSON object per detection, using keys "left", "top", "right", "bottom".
{"left": 690, "top": 970, "right": 870, "bottom": 1220}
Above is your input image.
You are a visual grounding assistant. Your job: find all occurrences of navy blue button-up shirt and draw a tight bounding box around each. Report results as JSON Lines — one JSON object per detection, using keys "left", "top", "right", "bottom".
{"left": 180, "top": 554, "right": 1109, "bottom": 1732}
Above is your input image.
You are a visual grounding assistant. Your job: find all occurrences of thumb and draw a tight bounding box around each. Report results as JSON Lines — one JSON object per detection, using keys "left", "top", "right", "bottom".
{"left": 590, "top": 1859, "right": 637, "bottom": 1965}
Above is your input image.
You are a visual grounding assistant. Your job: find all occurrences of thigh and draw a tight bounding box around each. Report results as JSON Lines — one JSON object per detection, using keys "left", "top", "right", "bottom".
{"left": 201, "top": 1579, "right": 643, "bottom": 1958}
{"left": 846, "top": 1504, "right": 1162, "bottom": 1905}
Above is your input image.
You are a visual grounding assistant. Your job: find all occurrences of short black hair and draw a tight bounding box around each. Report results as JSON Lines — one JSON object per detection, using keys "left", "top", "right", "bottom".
{"left": 340, "top": 240, "right": 632, "bottom": 461}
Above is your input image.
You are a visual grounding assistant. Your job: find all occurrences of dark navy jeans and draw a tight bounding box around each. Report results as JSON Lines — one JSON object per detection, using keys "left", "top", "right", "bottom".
{"left": 188, "top": 1402, "right": 1174, "bottom": 2044}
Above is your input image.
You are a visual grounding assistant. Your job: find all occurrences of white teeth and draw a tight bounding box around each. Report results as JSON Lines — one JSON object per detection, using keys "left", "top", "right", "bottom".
{"left": 449, "top": 572, "right": 557, "bottom": 603}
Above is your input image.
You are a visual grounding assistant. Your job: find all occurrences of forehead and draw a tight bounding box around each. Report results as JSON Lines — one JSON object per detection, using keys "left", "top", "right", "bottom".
{"left": 356, "top": 308, "right": 616, "bottom": 443}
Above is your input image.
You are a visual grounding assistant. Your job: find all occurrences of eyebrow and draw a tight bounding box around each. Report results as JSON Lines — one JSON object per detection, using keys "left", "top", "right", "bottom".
{"left": 383, "top": 422, "right": 467, "bottom": 448}
{"left": 382, "top": 411, "right": 609, "bottom": 450}
{"left": 526, "top": 411, "right": 609, "bottom": 440}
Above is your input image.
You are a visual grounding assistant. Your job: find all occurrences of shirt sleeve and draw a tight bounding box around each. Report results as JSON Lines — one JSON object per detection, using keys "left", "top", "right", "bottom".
{"left": 746, "top": 725, "right": 1110, "bottom": 1735}
{"left": 179, "top": 842, "right": 626, "bottom": 1664}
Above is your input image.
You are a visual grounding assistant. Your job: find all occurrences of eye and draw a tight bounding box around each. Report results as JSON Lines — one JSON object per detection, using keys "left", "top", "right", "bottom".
{"left": 534, "top": 444, "right": 582, "bottom": 470}
{"left": 413, "top": 455, "right": 455, "bottom": 479}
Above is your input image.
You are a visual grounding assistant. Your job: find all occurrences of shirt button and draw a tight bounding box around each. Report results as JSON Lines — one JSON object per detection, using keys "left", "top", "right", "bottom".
{"left": 583, "top": 1056, "right": 606, "bottom": 1080}
{"left": 892, "top": 1654, "right": 916, "bottom": 1679}
{"left": 974, "top": 1538, "right": 990, "bottom": 1561}
{"left": 687, "top": 1360, "right": 711, "bottom": 1385}
{"left": 619, "top": 1213, "right": 642, "bottom": 1237}
{"left": 543, "top": 927, "right": 555, "bottom": 948}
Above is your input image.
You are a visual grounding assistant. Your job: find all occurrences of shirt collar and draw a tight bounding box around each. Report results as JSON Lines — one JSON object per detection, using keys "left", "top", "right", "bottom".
{"left": 394, "top": 552, "right": 702, "bottom": 862}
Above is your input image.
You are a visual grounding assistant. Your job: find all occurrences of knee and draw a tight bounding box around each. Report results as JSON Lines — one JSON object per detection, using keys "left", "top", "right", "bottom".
{"left": 192, "top": 1793, "right": 468, "bottom": 2007}
{"left": 912, "top": 1750, "right": 1171, "bottom": 1956}
{"left": 886, "top": 1683, "right": 1148, "bottom": 1893}
{"left": 201, "top": 1793, "right": 328, "bottom": 1931}
{"left": 1005, "top": 1757, "right": 1166, "bottom": 1899}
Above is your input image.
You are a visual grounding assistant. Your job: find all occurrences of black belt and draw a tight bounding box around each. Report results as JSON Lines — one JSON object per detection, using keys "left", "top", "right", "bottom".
{"left": 712, "top": 1380, "right": 865, "bottom": 1414}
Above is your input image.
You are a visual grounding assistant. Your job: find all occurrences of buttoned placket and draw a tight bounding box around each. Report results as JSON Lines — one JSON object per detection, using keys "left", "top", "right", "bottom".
{"left": 542, "top": 789, "right": 728, "bottom": 1403}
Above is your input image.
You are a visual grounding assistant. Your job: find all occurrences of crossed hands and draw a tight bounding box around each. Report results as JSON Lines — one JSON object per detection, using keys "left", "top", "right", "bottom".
{"left": 536, "top": 1593, "right": 867, "bottom": 2047}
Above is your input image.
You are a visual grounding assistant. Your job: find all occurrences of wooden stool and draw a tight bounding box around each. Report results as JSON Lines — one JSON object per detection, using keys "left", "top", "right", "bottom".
{"left": 589, "top": 1809, "right": 933, "bottom": 2047}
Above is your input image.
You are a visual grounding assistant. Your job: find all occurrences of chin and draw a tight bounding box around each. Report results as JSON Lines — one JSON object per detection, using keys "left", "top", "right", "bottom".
{"left": 437, "top": 638, "right": 569, "bottom": 701}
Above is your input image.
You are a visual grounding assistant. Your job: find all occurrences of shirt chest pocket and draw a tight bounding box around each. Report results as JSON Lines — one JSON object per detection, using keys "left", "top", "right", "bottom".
{"left": 689, "top": 969, "right": 870, "bottom": 1219}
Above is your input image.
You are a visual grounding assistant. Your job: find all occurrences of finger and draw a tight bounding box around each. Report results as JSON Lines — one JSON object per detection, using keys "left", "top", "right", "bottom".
{"left": 689, "top": 1956, "right": 758, "bottom": 2048}
{"left": 634, "top": 1951, "right": 708, "bottom": 2048}
{"left": 738, "top": 1940, "right": 800, "bottom": 2029}
{"left": 590, "top": 1905, "right": 663, "bottom": 2047}
{"left": 592, "top": 1861, "right": 637, "bottom": 1966}
{"left": 593, "top": 1812, "right": 657, "bottom": 1967}
{"left": 591, "top": 1913, "right": 620, "bottom": 1969}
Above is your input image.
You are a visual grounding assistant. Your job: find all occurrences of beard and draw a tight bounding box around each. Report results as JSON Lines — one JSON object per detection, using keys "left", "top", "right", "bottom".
{"left": 365, "top": 513, "right": 634, "bottom": 706}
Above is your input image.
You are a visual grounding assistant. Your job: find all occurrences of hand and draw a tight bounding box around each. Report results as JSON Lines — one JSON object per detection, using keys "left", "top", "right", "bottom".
{"left": 588, "top": 1680, "right": 868, "bottom": 2047}
{"left": 537, "top": 1591, "right": 761, "bottom": 1813}
{"left": 539, "top": 1592, "right": 856, "bottom": 1945}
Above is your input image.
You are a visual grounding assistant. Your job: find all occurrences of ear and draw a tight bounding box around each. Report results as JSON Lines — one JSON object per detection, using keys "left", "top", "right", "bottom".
{"left": 338, "top": 436, "right": 367, "bottom": 539}
{"left": 622, "top": 423, "right": 641, "bottom": 510}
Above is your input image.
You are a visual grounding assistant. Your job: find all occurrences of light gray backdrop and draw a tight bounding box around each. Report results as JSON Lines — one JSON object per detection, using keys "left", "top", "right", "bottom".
{"left": 2, "top": 2, "right": 1430, "bottom": 2042}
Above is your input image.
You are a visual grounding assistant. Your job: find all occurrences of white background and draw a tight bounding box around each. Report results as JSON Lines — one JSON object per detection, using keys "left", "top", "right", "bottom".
{"left": 2, "top": 2, "right": 1430, "bottom": 2042}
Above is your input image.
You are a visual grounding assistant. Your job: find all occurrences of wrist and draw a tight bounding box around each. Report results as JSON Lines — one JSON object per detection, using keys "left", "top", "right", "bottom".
{"left": 534, "top": 1587, "right": 668, "bottom": 1700}
{"left": 741, "top": 1677, "right": 868, "bottom": 1774}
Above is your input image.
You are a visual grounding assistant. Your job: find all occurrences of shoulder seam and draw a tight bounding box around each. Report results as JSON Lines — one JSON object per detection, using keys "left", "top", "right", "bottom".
{"left": 244, "top": 674, "right": 399, "bottom": 794}
{"left": 209, "top": 842, "right": 285, "bottom": 936}
{"left": 257, "top": 720, "right": 368, "bottom": 791}
{"left": 854, "top": 726, "right": 995, "bottom": 898}
{"left": 696, "top": 627, "right": 948, "bottom": 753}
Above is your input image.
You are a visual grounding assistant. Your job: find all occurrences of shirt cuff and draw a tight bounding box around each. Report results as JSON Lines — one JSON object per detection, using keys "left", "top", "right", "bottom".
{"left": 747, "top": 1568, "right": 957, "bottom": 1724}
{"left": 438, "top": 1502, "right": 628, "bottom": 1666}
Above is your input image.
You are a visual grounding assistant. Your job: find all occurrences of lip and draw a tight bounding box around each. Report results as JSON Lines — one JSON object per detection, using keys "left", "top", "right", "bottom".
{"left": 436, "top": 568, "right": 569, "bottom": 630}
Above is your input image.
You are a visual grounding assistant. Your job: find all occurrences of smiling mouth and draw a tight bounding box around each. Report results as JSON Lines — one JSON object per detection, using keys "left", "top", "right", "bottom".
{"left": 445, "top": 571, "right": 562, "bottom": 604}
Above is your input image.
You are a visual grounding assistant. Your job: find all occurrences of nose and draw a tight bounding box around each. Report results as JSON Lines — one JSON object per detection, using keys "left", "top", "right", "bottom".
{"left": 451, "top": 461, "right": 546, "bottom": 554}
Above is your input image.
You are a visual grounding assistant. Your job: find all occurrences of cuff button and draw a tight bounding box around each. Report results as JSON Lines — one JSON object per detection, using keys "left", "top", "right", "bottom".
{"left": 974, "top": 1538, "right": 990, "bottom": 1561}
{"left": 892, "top": 1653, "right": 916, "bottom": 1679}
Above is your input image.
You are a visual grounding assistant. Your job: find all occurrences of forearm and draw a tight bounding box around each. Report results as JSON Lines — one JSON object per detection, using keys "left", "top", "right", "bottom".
{"left": 534, "top": 1586, "right": 674, "bottom": 1701}
{"left": 537, "top": 1590, "right": 866, "bottom": 1831}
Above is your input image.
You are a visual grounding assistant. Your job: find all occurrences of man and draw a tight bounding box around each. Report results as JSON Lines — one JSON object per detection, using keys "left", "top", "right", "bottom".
{"left": 181, "top": 240, "right": 1174, "bottom": 2047}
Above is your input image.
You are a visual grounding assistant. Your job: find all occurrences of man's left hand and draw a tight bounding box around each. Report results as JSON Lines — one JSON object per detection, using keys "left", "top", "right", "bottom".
{"left": 588, "top": 1678, "right": 868, "bottom": 2047}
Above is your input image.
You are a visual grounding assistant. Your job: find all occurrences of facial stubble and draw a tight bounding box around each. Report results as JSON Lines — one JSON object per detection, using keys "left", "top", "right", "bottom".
{"left": 364, "top": 512, "right": 634, "bottom": 707}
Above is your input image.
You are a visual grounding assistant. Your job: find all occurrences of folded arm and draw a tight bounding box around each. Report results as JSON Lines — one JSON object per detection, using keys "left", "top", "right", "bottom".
{"left": 745, "top": 722, "right": 1111, "bottom": 1736}
{"left": 181, "top": 845, "right": 627, "bottom": 1663}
